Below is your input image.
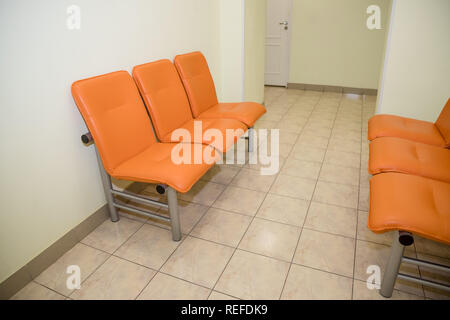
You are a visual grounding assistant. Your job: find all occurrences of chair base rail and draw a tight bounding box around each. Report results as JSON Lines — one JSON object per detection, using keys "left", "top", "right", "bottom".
{"left": 93, "top": 143, "right": 181, "bottom": 241}
{"left": 397, "top": 273, "right": 450, "bottom": 293}
{"left": 380, "top": 230, "right": 450, "bottom": 298}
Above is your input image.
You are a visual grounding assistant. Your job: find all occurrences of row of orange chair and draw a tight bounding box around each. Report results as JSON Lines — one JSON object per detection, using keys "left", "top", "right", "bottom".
{"left": 367, "top": 98, "right": 450, "bottom": 297}
{"left": 71, "top": 51, "right": 266, "bottom": 241}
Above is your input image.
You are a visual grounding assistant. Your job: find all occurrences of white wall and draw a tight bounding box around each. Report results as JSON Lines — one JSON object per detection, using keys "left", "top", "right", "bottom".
{"left": 217, "top": 0, "right": 245, "bottom": 102}
{"left": 244, "top": 0, "right": 266, "bottom": 103}
{"left": 377, "top": 0, "right": 450, "bottom": 121}
{"left": 0, "top": 0, "right": 224, "bottom": 283}
{"left": 289, "top": 0, "right": 389, "bottom": 89}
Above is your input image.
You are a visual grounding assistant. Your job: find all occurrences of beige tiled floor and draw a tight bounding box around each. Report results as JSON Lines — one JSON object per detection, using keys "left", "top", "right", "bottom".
{"left": 13, "top": 86, "right": 450, "bottom": 300}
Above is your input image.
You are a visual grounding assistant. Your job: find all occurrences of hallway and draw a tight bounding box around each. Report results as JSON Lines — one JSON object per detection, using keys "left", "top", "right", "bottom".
{"left": 12, "top": 87, "right": 450, "bottom": 300}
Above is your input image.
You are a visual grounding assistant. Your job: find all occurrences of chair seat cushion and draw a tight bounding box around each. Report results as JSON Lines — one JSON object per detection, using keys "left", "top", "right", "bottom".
{"left": 369, "top": 137, "right": 450, "bottom": 183}
{"left": 368, "top": 114, "right": 445, "bottom": 147}
{"left": 161, "top": 118, "right": 248, "bottom": 153}
{"left": 369, "top": 172, "right": 450, "bottom": 245}
{"left": 112, "top": 143, "right": 218, "bottom": 193}
{"left": 198, "top": 102, "right": 266, "bottom": 127}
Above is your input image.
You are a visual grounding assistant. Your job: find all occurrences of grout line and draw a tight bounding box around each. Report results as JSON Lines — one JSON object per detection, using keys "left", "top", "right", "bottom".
{"left": 208, "top": 91, "right": 306, "bottom": 300}
{"left": 350, "top": 93, "right": 365, "bottom": 300}
{"left": 189, "top": 148, "right": 249, "bottom": 300}
{"left": 278, "top": 89, "right": 344, "bottom": 299}
{"left": 30, "top": 280, "right": 71, "bottom": 299}
{"left": 69, "top": 216, "right": 150, "bottom": 300}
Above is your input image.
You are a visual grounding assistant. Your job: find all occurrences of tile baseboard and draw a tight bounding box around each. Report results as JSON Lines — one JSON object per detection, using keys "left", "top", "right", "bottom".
{"left": 0, "top": 182, "right": 147, "bottom": 300}
{"left": 287, "top": 83, "right": 377, "bottom": 96}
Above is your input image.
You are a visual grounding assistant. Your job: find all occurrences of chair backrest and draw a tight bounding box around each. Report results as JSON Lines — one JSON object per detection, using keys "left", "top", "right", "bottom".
{"left": 435, "top": 98, "right": 450, "bottom": 147}
{"left": 174, "top": 51, "right": 218, "bottom": 117}
{"left": 71, "top": 71, "right": 156, "bottom": 174}
{"left": 133, "top": 60, "right": 194, "bottom": 140}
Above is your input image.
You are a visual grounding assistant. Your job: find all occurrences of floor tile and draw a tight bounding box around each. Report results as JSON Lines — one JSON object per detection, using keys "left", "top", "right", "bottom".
{"left": 150, "top": 201, "right": 209, "bottom": 234}
{"left": 35, "top": 243, "right": 109, "bottom": 296}
{"left": 327, "top": 138, "right": 361, "bottom": 153}
{"left": 115, "top": 224, "right": 182, "bottom": 270}
{"left": 333, "top": 122, "right": 361, "bottom": 133}
{"left": 245, "top": 155, "right": 286, "bottom": 174}
{"left": 361, "top": 141, "right": 369, "bottom": 154}
{"left": 302, "top": 127, "right": 332, "bottom": 138}
{"left": 239, "top": 218, "right": 301, "bottom": 261}
{"left": 324, "top": 149, "right": 360, "bottom": 168}
{"left": 330, "top": 130, "right": 361, "bottom": 142}
{"left": 276, "top": 131, "right": 299, "bottom": 145}
{"left": 277, "top": 143, "right": 295, "bottom": 158}
{"left": 215, "top": 250, "right": 290, "bottom": 300}
{"left": 138, "top": 273, "right": 210, "bottom": 300}
{"left": 70, "top": 256, "right": 155, "bottom": 300}
{"left": 304, "top": 202, "right": 356, "bottom": 238}
{"left": 281, "top": 264, "right": 352, "bottom": 300}
{"left": 357, "top": 211, "right": 393, "bottom": 245}
{"left": 178, "top": 181, "right": 226, "bottom": 206}
{"left": 260, "top": 111, "right": 283, "bottom": 122}
{"left": 319, "top": 163, "right": 360, "bottom": 186}
{"left": 360, "top": 169, "right": 371, "bottom": 188}
{"left": 291, "top": 145, "right": 326, "bottom": 162}
{"left": 414, "top": 236, "right": 450, "bottom": 259}
{"left": 293, "top": 229, "right": 355, "bottom": 277}
{"left": 213, "top": 186, "right": 266, "bottom": 216}
{"left": 279, "top": 122, "right": 305, "bottom": 134}
{"left": 417, "top": 253, "right": 450, "bottom": 300}
{"left": 231, "top": 168, "right": 277, "bottom": 192}
{"left": 11, "top": 282, "right": 66, "bottom": 300}
{"left": 81, "top": 217, "right": 143, "bottom": 254}
{"left": 354, "top": 240, "right": 423, "bottom": 296}
{"left": 256, "top": 194, "right": 309, "bottom": 226}
{"left": 281, "top": 158, "right": 322, "bottom": 180}
{"left": 352, "top": 279, "right": 423, "bottom": 300}
{"left": 208, "top": 291, "right": 238, "bottom": 300}
{"left": 358, "top": 186, "right": 369, "bottom": 211}
{"left": 254, "top": 120, "right": 278, "bottom": 130}
{"left": 313, "top": 181, "right": 359, "bottom": 209}
{"left": 191, "top": 208, "right": 252, "bottom": 247}
{"left": 201, "top": 165, "right": 240, "bottom": 185}
{"left": 161, "top": 236, "right": 233, "bottom": 288}
{"left": 307, "top": 118, "right": 334, "bottom": 129}
{"left": 296, "top": 134, "right": 329, "bottom": 148}
{"left": 270, "top": 174, "right": 316, "bottom": 200}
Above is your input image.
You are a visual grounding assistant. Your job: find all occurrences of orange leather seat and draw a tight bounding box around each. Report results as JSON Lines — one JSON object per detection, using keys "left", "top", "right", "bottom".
{"left": 72, "top": 71, "right": 217, "bottom": 193}
{"left": 132, "top": 59, "right": 247, "bottom": 153}
{"left": 369, "top": 172, "right": 450, "bottom": 245}
{"left": 173, "top": 51, "right": 266, "bottom": 127}
{"left": 368, "top": 98, "right": 450, "bottom": 147}
{"left": 369, "top": 137, "right": 450, "bottom": 183}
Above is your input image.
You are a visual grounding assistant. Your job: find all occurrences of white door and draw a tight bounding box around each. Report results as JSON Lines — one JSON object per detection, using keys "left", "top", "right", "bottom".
{"left": 265, "top": 0, "right": 292, "bottom": 86}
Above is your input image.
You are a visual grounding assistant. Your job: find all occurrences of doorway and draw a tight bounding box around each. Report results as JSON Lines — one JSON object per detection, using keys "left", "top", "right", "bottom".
{"left": 264, "top": 0, "right": 293, "bottom": 87}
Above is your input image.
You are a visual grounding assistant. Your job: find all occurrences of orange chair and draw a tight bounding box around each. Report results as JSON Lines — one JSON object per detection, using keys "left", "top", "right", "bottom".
{"left": 72, "top": 71, "right": 219, "bottom": 241}
{"left": 369, "top": 137, "right": 450, "bottom": 183}
{"left": 174, "top": 51, "right": 267, "bottom": 151}
{"left": 368, "top": 98, "right": 450, "bottom": 147}
{"left": 369, "top": 173, "right": 450, "bottom": 298}
{"left": 133, "top": 59, "right": 247, "bottom": 153}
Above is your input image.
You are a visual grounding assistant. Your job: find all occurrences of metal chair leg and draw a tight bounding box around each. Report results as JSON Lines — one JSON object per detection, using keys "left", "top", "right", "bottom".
{"left": 95, "top": 149, "right": 120, "bottom": 222}
{"left": 167, "top": 187, "right": 182, "bottom": 241}
{"left": 248, "top": 127, "right": 254, "bottom": 153}
{"left": 380, "top": 230, "right": 412, "bottom": 298}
